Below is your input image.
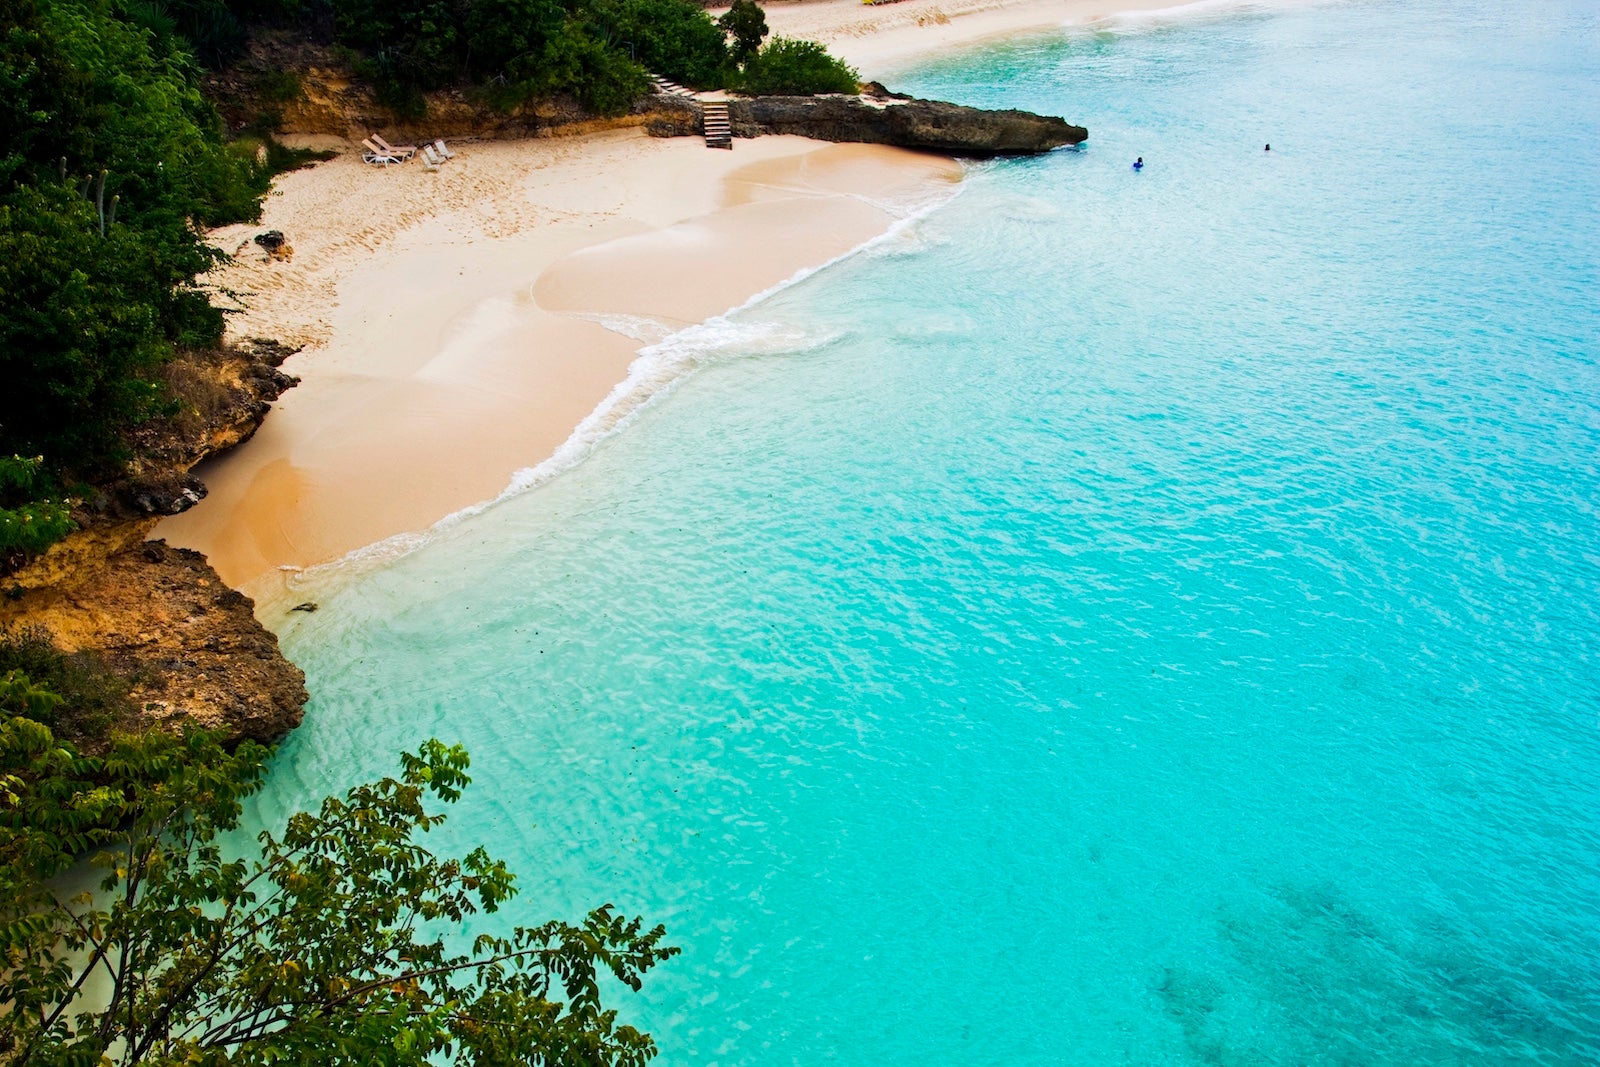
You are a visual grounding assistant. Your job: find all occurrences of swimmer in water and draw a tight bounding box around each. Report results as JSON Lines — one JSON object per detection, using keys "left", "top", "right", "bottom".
{"left": 1265, "top": 143, "right": 1271, "bottom": 151}
{"left": 1133, "top": 157, "right": 1144, "bottom": 170}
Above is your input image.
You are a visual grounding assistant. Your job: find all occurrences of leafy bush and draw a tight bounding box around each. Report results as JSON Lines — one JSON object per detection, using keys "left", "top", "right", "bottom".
{"left": 0, "top": 669, "right": 63, "bottom": 722}
{"left": 463, "top": 0, "right": 567, "bottom": 84}
{"left": 468, "top": 1, "right": 650, "bottom": 118}
{"left": 0, "top": 186, "right": 175, "bottom": 473}
{"left": 731, "top": 35, "right": 858, "bottom": 96}
{"left": 600, "top": 0, "right": 726, "bottom": 89}
{"left": 0, "top": 726, "right": 680, "bottom": 1064}
{"left": 0, "top": 458, "right": 74, "bottom": 560}
{"left": 548, "top": 26, "right": 653, "bottom": 116}
{"left": 0, "top": 626, "right": 134, "bottom": 742}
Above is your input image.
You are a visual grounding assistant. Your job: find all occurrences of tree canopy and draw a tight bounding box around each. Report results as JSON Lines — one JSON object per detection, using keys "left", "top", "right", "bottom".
{"left": 0, "top": 709, "right": 678, "bottom": 1065}
{"left": 1, "top": 0, "right": 269, "bottom": 488}
{"left": 717, "top": 0, "right": 768, "bottom": 66}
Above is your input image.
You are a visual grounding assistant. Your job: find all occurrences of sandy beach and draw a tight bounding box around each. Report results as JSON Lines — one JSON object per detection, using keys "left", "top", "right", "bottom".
{"left": 157, "top": 0, "right": 1161, "bottom": 612}
{"left": 763, "top": 0, "right": 1153, "bottom": 76}
{"left": 158, "top": 133, "right": 961, "bottom": 607}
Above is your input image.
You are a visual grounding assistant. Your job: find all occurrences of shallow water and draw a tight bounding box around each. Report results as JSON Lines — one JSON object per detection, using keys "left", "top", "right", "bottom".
{"left": 249, "top": 0, "right": 1600, "bottom": 1061}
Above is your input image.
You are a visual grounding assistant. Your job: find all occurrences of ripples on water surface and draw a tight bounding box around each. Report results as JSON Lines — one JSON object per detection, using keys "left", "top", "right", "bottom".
{"left": 251, "top": 0, "right": 1600, "bottom": 1061}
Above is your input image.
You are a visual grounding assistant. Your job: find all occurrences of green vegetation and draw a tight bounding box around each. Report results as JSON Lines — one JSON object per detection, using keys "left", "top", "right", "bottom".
{"left": 326, "top": 0, "right": 850, "bottom": 105}
{"left": 0, "top": 460, "right": 74, "bottom": 561}
{"left": 718, "top": 0, "right": 768, "bottom": 66}
{"left": 1, "top": 0, "right": 279, "bottom": 560}
{"left": 603, "top": 0, "right": 728, "bottom": 90}
{"left": 731, "top": 35, "right": 861, "bottom": 97}
{"left": 0, "top": 712, "right": 678, "bottom": 1064}
{"left": 0, "top": 627, "right": 134, "bottom": 743}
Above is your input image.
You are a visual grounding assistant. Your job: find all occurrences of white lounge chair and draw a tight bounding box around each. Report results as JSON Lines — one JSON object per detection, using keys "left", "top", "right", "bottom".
{"left": 433, "top": 139, "right": 456, "bottom": 160}
{"left": 420, "top": 144, "right": 445, "bottom": 171}
{"left": 360, "top": 137, "right": 401, "bottom": 166}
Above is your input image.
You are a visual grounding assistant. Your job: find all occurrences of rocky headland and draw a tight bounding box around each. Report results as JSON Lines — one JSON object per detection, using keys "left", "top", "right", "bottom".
{"left": 2, "top": 340, "right": 309, "bottom": 746}
{"left": 730, "top": 87, "right": 1086, "bottom": 156}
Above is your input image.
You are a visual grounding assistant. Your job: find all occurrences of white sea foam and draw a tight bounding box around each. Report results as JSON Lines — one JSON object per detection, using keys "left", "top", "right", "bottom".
{"left": 567, "top": 312, "right": 678, "bottom": 345}
{"left": 283, "top": 186, "right": 960, "bottom": 594}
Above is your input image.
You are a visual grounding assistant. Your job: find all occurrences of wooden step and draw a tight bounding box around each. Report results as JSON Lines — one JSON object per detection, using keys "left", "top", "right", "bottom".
{"left": 702, "top": 101, "right": 732, "bottom": 148}
{"left": 648, "top": 73, "right": 694, "bottom": 97}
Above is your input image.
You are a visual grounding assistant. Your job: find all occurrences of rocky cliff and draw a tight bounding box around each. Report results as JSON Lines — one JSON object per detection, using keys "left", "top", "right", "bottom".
{"left": 205, "top": 39, "right": 687, "bottom": 143}
{"left": 2, "top": 339, "right": 309, "bottom": 746}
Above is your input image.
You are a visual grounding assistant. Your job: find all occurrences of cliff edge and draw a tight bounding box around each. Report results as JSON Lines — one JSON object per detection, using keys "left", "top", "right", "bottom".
{"left": 2, "top": 339, "right": 308, "bottom": 747}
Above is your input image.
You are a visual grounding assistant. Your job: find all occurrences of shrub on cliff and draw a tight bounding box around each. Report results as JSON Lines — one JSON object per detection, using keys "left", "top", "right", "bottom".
{"left": 0, "top": 627, "right": 134, "bottom": 742}
{"left": 729, "top": 35, "right": 859, "bottom": 97}
{"left": 0, "top": 459, "right": 74, "bottom": 564}
{"left": 505, "top": 16, "right": 652, "bottom": 117}
{"left": 335, "top": 0, "right": 653, "bottom": 115}
{"left": 0, "top": 722, "right": 679, "bottom": 1064}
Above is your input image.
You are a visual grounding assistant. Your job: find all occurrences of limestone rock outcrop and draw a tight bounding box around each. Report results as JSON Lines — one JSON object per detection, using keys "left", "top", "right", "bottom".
{"left": 2, "top": 537, "right": 308, "bottom": 746}
{"left": 726, "top": 93, "right": 1086, "bottom": 156}
{"left": 3, "top": 338, "right": 308, "bottom": 746}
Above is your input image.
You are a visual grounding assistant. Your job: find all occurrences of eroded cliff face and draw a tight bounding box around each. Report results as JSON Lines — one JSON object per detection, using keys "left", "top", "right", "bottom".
{"left": 3, "top": 339, "right": 308, "bottom": 746}
{"left": 205, "top": 43, "right": 683, "bottom": 142}
{"left": 1, "top": 537, "right": 308, "bottom": 745}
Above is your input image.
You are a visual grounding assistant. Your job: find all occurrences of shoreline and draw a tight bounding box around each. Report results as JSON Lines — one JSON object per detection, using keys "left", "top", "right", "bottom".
{"left": 157, "top": 134, "right": 962, "bottom": 612}
{"left": 156, "top": 0, "right": 1234, "bottom": 615}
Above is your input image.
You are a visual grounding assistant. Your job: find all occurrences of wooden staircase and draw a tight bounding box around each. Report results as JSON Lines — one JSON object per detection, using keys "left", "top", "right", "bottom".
{"left": 648, "top": 73, "right": 732, "bottom": 150}
{"left": 701, "top": 100, "right": 732, "bottom": 150}
{"left": 649, "top": 74, "right": 693, "bottom": 98}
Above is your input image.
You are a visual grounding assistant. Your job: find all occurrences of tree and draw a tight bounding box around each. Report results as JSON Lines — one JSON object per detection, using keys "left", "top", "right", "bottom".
{"left": 1, "top": 0, "right": 268, "bottom": 484}
{"left": 731, "top": 36, "right": 858, "bottom": 97}
{"left": 716, "top": 0, "right": 766, "bottom": 66}
{"left": 0, "top": 722, "right": 679, "bottom": 1065}
{"left": 0, "top": 185, "right": 181, "bottom": 476}
{"left": 601, "top": 0, "right": 726, "bottom": 89}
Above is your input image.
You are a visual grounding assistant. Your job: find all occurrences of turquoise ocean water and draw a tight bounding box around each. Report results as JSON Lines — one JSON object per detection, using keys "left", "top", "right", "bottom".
{"left": 246, "top": 0, "right": 1600, "bottom": 1061}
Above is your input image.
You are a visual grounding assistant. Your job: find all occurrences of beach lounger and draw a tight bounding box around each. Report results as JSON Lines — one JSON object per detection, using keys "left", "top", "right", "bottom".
{"left": 420, "top": 144, "right": 445, "bottom": 170}
{"left": 360, "top": 138, "right": 402, "bottom": 166}
{"left": 433, "top": 139, "right": 456, "bottom": 159}
{"left": 372, "top": 134, "right": 418, "bottom": 159}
